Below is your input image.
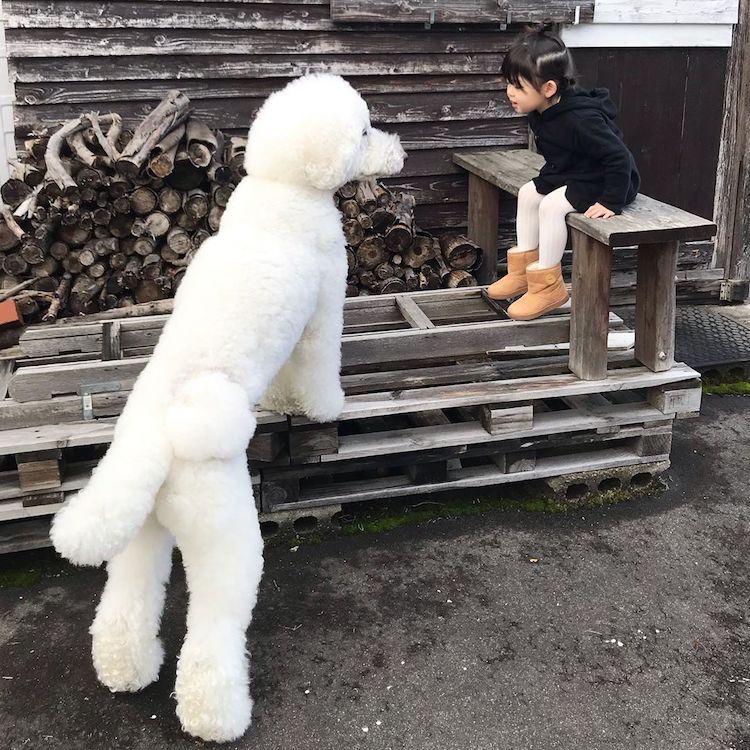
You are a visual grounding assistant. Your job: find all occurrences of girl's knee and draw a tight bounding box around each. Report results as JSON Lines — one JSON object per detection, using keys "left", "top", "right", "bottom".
{"left": 538, "top": 193, "right": 570, "bottom": 221}
{"left": 518, "top": 180, "right": 541, "bottom": 208}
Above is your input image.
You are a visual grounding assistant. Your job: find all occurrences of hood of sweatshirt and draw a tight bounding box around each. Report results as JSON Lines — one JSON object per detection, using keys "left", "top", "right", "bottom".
{"left": 539, "top": 87, "right": 618, "bottom": 122}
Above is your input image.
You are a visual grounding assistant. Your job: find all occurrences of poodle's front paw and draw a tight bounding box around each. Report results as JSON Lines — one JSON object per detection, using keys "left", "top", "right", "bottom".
{"left": 91, "top": 620, "right": 164, "bottom": 692}
{"left": 259, "top": 390, "right": 303, "bottom": 417}
{"left": 303, "top": 386, "right": 345, "bottom": 423}
{"left": 175, "top": 646, "right": 253, "bottom": 742}
{"left": 50, "top": 496, "right": 116, "bottom": 567}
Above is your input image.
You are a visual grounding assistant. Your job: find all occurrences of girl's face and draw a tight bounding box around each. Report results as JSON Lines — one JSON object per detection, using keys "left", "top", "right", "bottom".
{"left": 506, "top": 77, "right": 559, "bottom": 114}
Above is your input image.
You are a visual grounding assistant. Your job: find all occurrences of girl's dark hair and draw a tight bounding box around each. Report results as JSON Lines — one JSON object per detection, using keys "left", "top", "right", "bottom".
{"left": 501, "top": 23, "right": 576, "bottom": 95}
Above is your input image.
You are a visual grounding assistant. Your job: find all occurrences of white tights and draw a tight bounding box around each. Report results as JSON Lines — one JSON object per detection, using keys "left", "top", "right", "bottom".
{"left": 514, "top": 181, "right": 575, "bottom": 268}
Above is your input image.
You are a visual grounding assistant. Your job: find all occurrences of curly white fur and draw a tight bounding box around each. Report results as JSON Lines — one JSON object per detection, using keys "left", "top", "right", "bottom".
{"left": 49, "top": 74, "right": 405, "bottom": 743}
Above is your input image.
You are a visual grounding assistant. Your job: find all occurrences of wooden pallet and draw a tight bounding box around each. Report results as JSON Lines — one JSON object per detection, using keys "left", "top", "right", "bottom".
{"left": 0, "top": 362, "right": 700, "bottom": 521}
{"left": 0, "top": 288, "right": 701, "bottom": 553}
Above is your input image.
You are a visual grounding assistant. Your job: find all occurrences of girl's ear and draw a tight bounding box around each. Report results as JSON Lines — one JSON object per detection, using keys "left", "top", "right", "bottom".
{"left": 542, "top": 80, "right": 559, "bottom": 98}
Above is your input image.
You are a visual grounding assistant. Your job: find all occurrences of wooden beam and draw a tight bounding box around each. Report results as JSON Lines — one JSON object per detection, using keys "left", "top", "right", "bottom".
{"left": 569, "top": 230, "right": 612, "bottom": 380}
{"left": 395, "top": 295, "right": 434, "bottom": 329}
{"left": 467, "top": 173, "right": 500, "bottom": 284}
{"left": 634, "top": 241, "right": 678, "bottom": 372}
{"left": 713, "top": 0, "right": 750, "bottom": 293}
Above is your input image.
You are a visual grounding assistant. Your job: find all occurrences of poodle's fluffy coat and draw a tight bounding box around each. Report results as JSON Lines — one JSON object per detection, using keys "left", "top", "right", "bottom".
{"left": 50, "top": 74, "right": 405, "bottom": 742}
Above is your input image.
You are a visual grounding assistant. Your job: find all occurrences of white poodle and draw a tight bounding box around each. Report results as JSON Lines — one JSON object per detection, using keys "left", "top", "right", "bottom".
{"left": 49, "top": 74, "right": 405, "bottom": 742}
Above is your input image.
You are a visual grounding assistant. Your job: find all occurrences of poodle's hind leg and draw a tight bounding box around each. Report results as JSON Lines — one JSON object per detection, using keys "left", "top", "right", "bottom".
{"left": 90, "top": 511, "right": 174, "bottom": 692}
{"left": 157, "top": 455, "right": 264, "bottom": 743}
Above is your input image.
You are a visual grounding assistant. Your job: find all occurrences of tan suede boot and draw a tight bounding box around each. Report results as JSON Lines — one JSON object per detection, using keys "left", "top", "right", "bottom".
{"left": 507, "top": 263, "right": 569, "bottom": 321}
{"left": 487, "top": 247, "right": 539, "bottom": 300}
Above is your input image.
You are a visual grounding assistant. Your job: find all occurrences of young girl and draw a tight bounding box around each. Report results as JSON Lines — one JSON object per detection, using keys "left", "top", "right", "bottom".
{"left": 489, "top": 25, "right": 640, "bottom": 321}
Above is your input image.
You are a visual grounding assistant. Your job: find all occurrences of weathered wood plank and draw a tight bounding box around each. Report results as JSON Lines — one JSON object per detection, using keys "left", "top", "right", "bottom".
{"left": 0, "top": 405, "right": 284, "bottom": 454}
{"left": 16, "top": 448, "right": 63, "bottom": 493}
{"left": 454, "top": 149, "right": 717, "bottom": 246}
{"left": 327, "top": 399, "right": 676, "bottom": 462}
{"left": 247, "top": 431, "right": 286, "bottom": 464}
{"left": 14, "top": 75, "right": 506, "bottom": 106}
{"left": 5, "top": 28, "right": 512, "bottom": 58}
{"left": 16, "top": 108, "right": 525, "bottom": 153}
{"left": 341, "top": 352, "right": 636, "bottom": 397}
{"left": 330, "top": 0, "right": 594, "bottom": 24}
{"left": 341, "top": 314, "right": 616, "bottom": 368}
{"left": 647, "top": 381, "right": 703, "bottom": 416}
{"left": 10, "top": 53, "right": 507, "bottom": 83}
{"left": 476, "top": 403, "right": 533, "bottom": 435}
{"left": 0, "top": 518, "right": 53, "bottom": 554}
{"left": 13, "top": 92, "right": 516, "bottom": 130}
{"left": 395, "top": 296, "right": 434, "bottom": 329}
{"left": 288, "top": 425, "right": 339, "bottom": 461}
{"left": 266, "top": 447, "right": 666, "bottom": 510}
{"left": 634, "top": 429, "right": 673, "bottom": 458}
{"left": 311, "top": 363, "right": 699, "bottom": 422}
{"left": 0, "top": 462, "right": 92, "bottom": 505}
{"left": 8, "top": 358, "right": 146, "bottom": 402}
{"left": 5, "top": 2, "right": 338, "bottom": 30}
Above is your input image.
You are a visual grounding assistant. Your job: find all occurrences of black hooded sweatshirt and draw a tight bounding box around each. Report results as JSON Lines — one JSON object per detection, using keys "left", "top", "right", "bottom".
{"left": 526, "top": 87, "right": 640, "bottom": 214}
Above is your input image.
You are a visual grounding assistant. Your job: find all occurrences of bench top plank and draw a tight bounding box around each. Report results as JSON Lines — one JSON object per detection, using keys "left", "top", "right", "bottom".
{"left": 454, "top": 149, "right": 717, "bottom": 247}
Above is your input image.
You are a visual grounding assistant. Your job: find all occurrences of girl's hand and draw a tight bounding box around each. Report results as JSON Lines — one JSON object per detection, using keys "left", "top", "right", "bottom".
{"left": 584, "top": 203, "right": 615, "bottom": 219}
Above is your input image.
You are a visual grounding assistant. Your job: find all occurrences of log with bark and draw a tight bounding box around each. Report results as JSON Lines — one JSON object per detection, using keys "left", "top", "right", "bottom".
{"left": 336, "top": 186, "right": 481, "bottom": 298}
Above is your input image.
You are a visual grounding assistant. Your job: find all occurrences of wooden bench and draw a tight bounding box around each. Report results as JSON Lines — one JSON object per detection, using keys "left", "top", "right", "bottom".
{"left": 454, "top": 149, "right": 717, "bottom": 380}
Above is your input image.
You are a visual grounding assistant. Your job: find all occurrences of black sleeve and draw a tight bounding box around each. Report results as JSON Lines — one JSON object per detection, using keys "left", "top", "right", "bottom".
{"left": 574, "top": 114, "right": 632, "bottom": 212}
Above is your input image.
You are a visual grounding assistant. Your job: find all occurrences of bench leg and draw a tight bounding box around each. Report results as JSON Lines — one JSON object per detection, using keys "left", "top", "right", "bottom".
{"left": 569, "top": 229, "right": 612, "bottom": 380}
{"left": 467, "top": 173, "right": 500, "bottom": 285}
{"left": 635, "top": 241, "right": 677, "bottom": 372}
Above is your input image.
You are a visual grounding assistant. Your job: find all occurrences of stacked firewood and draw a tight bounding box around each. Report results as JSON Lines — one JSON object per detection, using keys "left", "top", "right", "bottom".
{"left": 0, "top": 90, "right": 481, "bottom": 325}
{"left": 0, "top": 91, "right": 246, "bottom": 322}
{"left": 337, "top": 181, "right": 481, "bottom": 296}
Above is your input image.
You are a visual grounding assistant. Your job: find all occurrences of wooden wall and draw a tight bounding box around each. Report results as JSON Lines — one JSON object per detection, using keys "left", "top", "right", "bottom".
{"left": 3, "top": 0, "right": 525, "bottom": 234}
{"left": 575, "top": 47, "right": 728, "bottom": 220}
{"left": 3, "top": 1, "right": 727, "bottom": 235}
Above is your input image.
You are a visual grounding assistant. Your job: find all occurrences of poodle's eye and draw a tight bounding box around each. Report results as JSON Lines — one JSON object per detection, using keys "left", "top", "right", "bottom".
{"left": 362, "top": 128, "right": 368, "bottom": 137}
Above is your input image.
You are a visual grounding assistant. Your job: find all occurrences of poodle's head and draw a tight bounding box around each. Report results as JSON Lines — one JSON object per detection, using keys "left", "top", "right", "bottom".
{"left": 244, "top": 74, "right": 406, "bottom": 191}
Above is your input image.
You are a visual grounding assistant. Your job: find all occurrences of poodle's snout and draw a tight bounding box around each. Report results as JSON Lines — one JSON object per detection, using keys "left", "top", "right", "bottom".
{"left": 358, "top": 128, "right": 406, "bottom": 179}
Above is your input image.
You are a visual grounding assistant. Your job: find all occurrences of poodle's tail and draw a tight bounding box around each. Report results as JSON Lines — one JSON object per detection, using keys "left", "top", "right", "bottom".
{"left": 50, "top": 370, "right": 257, "bottom": 567}
{"left": 50, "top": 397, "right": 174, "bottom": 567}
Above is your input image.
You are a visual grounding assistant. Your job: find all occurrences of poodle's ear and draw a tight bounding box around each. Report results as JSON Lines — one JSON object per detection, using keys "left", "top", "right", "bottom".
{"left": 303, "top": 126, "right": 359, "bottom": 191}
